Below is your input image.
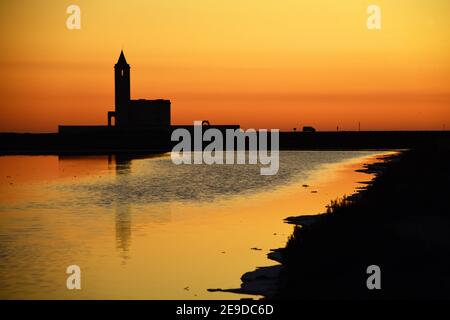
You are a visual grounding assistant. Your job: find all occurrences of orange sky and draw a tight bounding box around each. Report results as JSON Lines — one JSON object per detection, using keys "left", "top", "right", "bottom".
{"left": 0, "top": 0, "right": 449, "bottom": 132}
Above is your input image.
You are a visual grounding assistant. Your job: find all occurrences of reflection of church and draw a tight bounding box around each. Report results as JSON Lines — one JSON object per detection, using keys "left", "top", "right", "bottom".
{"left": 112, "top": 155, "right": 132, "bottom": 263}
{"left": 107, "top": 51, "right": 171, "bottom": 128}
{"left": 110, "top": 154, "right": 172, "bottom": 263}
{"left": 115, "top": 202, "right": 132, "bottom": 263}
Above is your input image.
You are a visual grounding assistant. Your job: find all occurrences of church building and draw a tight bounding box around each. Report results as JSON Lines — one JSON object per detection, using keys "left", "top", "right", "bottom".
{"left": 107, "top": 51, "right": 171, "bottom": 128}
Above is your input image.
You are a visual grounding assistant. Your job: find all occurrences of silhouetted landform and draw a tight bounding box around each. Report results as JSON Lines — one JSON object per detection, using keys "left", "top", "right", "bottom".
{"left": 1, "top": 51, "right": 449, "bottom": 154}
{"left": 1, "top": 130, "right": 449, "bottom": 155}
{"left": 221, "top": 142, "right": 450, "bottom": 299}
{"left": 279, "top": 130, "right": 450, "bottom": 150}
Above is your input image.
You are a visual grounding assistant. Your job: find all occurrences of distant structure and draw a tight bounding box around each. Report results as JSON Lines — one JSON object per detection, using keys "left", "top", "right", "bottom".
{"left": 107, "top": 51, "right": 170, "bottom": 128}
{"left": 57, "top": 50, "right": 239, "bottom": 149}
{"left": 302, "top": 126, "right": 316, "bottom": 132}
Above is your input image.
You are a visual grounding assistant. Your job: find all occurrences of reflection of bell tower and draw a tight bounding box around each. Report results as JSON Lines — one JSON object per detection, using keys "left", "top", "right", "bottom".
{"left": 115, "top": 203, "right": 131, "bottom": 263}
{"left": 114, "top": 50, "right": 130, "bottom": 126}
{"left": 110, "top": 155, "right": 133, "bottom": 263}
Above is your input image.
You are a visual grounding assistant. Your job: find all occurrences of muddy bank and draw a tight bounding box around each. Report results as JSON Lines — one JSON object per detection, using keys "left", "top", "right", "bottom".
{"left": 276, "top": 144, "right": 450, "bottom": 299}
{"left": 209, "top": 153, "right": 398, "bottom": 299}
{"left": 218, "top": 144, "right": 450, "bottom": 299}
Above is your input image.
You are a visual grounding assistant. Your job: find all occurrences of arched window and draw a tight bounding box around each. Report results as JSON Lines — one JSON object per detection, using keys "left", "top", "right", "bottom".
{"left": 121, "top": 69, "right": 124, "bottom": 77}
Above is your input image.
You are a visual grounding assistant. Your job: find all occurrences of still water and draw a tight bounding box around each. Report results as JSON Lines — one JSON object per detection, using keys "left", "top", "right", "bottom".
{"left": 0, "top": 151, "right": 392, "bottom": 299}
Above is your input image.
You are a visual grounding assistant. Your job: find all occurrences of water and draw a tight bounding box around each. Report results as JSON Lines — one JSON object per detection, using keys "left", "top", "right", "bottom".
{"left": 0, "top": 151, "right": 392, "bottom": 299}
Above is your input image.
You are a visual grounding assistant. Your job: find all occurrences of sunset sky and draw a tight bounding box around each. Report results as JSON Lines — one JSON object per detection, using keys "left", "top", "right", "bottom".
{"left": 0, "top": 0, "right": 449, "bottom": 132}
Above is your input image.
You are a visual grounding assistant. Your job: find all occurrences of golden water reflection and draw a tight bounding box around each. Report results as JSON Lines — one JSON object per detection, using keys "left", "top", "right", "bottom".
{"left": 0, "top": 151, "right": 394, "bottom": 299}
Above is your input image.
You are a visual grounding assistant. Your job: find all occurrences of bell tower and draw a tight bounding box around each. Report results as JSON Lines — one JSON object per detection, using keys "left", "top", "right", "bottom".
{"left": 114, "top": 50, "right": 130, "bottom": 126}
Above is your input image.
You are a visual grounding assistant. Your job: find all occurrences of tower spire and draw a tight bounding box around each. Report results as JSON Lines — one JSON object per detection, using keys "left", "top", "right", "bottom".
{"left": 116, "top": 50, "right": 128, "bottom": 66}
{"left": 114, "top": 50, "right": 131, "bottom": 126}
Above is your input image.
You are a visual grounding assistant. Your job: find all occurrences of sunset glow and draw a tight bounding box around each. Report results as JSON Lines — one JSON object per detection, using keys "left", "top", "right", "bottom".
{"left": 0, "top": 0, "right": 449, "bottom": 132}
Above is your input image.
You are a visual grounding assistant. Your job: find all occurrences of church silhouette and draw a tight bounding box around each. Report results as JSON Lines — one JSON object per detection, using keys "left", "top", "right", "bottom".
{"left": 1, "top": 51, "right": 448, "bottom": 154}
{"left": 56, "top": 51, "right": 239, "bottom": 152}
{"left": 60, "top": 51, "right": 172, "bottom": 133}
{"left": 107, "top": 51, "right": 171, "bottom": 128}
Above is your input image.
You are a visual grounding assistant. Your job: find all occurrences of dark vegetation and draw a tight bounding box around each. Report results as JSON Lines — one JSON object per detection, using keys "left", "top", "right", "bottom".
{"left": 278, "top": 142, "right": 450, "bottom": 299}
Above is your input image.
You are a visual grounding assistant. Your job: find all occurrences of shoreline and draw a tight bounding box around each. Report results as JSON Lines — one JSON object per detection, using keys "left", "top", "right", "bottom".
{"left": 207, "top": 152, "right": 396, "bottom": 298}
{"left": 238, "top": 143, "right": 450, "bottom": 299}
{"left": 0, "top": 148, "right": 399, "bottom": 157}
